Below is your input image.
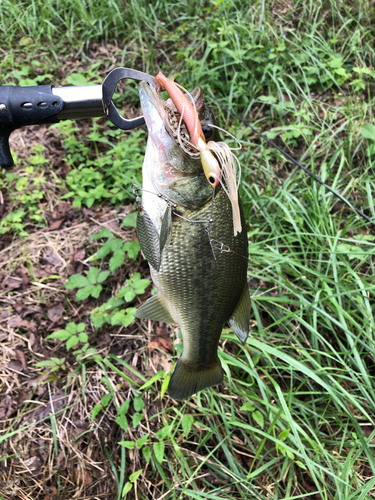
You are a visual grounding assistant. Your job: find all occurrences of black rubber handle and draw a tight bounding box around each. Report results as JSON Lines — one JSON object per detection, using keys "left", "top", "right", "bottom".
{"left": 0, "top": 85, "right": 63, "bottom": 168}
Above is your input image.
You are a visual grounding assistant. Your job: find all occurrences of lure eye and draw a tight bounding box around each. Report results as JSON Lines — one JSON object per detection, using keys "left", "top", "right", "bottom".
{"left": 208, "top": 173, "right": 220, "bottom": 188}
{"left": 202, "top": 125, "right": 212, "bottom": 140}
{"left": 200, "top": 148, "right": 221, "bottom": 188}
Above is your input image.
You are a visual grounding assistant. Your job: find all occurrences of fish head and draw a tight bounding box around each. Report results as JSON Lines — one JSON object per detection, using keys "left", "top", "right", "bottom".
{"left": 139, "top": 82, "right": 216, "bottom": 210}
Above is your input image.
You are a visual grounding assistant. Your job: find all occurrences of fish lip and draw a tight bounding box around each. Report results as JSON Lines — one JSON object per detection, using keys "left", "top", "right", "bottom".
{"left": 139, "top": 81, "right": 172, "bottom": 139}
{"left": 139, "top": 81, "right": 159, "bottom": 108}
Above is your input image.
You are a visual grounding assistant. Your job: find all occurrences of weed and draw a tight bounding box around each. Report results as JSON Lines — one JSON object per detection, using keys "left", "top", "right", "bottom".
{"left": 34, "top": 357, "right": 66, "bottom": 373}
{"left": 65, "top": 267, "right": 110, "bottom": 300}
{"left": 52, "top": 121, "right": 145, "bottom": 209}
{"left": 2, "top": 1, "right": 375, "bottom": 499}
{"left": 90, "top": 228, "right": 141, "bottom": 273}
{"left": 46, "top": 322, "right": 88, "bottom": 351}
{"left": 0, "top": 145, "right": 48, "bottom": 235}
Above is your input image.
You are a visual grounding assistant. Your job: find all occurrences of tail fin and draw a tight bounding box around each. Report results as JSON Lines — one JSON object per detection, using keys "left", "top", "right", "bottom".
{"left": 168, "top": 358, "right": 223, "bottom": 401}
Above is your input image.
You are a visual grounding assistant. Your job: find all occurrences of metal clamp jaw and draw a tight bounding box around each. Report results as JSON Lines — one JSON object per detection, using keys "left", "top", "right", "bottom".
{"left": 102, "top": 68, "right": 158, "bottom": 130}
{"left": 0, "top": 67, "right": 158, "bottom": 169}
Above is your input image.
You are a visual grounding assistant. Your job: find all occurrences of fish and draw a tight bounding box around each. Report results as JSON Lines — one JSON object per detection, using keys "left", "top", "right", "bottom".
{"left": 135, "top": 80, "right": 251, "bottom": 400}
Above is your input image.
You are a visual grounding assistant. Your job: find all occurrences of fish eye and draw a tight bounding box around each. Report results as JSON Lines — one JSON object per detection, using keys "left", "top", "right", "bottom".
{"left": 202, "top": 125, "right": 212, "bottom": 140}
{"left": 208, "top": 175, "right": 215, "bottom": 185}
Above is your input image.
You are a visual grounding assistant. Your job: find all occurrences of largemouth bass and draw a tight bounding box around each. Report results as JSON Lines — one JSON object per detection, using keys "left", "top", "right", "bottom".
{"left": 135, "top": 81, "right": 251, "bottom": 400}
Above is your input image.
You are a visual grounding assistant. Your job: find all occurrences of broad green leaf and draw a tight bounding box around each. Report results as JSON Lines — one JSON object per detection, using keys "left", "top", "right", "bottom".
{"left": 35, "top": 360, "right": 55, "bottom": 367}
{"left": 252, "top": 410, "right": 264, "bottom": 429}
{"left": 252, "top": 355, "right": 260, "bottom": 365}
{"left": 66, "top": 335, "right": 79, "bottom": 350}
{"left": 336, "top": 243, "right": 363, "bottom": 260}
{"left": 142, "top": 446, "right": 151, "bottom": 463}
{"left": 279, "top": 429, "right": 290, "bottom": 442}
{"left": 115, "top": 415, "right": 128, "bottom": 432}
{"left": 153, "top": 441, "right": 165, "bottom": 463}
{"left": 77, "top": 323, "right": 86, "bottom": 332}
{"left": 361, "top": 124, "right": 375, "bottom": 141}
{"left": 111, "top": 308, "right": 136, "bottom": 327}
{"left": 258, "top": 95, "right": 277, "bottom": 104}
{"left": 181, "top": 415, "right": 194, "bottom": 437}
{"left": 89, "top": 284, "right": 103, "bottom": 299}
{"left": 328, "top": 56, "right": 343, "bottom": 68}
{"left": 286, "top": 449, "right": 295, "bottom": 460}
{"left": 66, "top": 73, "right": 88, "bottom": 86}
{"left": 35, "top": 359, "right": 63, "bottom": 368}
{"left": 134, "top": 279, "right": 151, "bottom": 295}
{"left": 90, "top": 228, "right": 115, "bottom": 239}
{"left": 97, "top": 270, "right": 110, "bottom": 283}
{"left": 76, "top": 285, "right": 98, "bottom": 300}
{"left": 97, "top": 239, "right": 123, "bottom": 260}
{"left": 46, "top": 330, "right": 71, "bottom": 341}
{"left": 118, "top": 399, "right": 131, "bottom": 415}
{"left": 87, "top": 267, "right": 99, "bottom": 284}
{"left": 78, "top": 332, "right": 88, "bottom": 343}
{"left": 109, "top": 250, "right": 125, "bottom": 273}
{"left": 65, "top": 322, "right": 77, "bottom": 334}
{"left": 155, "top": 425, "right": 172, "bottom": 441}
{"left": 161, "top": 372, "right": 171, "bottom": 398}
{"left": 123, "top": 241, "right": 141, "bottom": 260}
{"left": 296, "top": 461, "right": 307, "bottom": 470}
{"left": 241, "top": 402, "right": 255, "bottom": 412}
{"left": 133, "top": 397, "right": 145, "bottom": 412}
{"left": 132, "top": 412, "right": 143, "bottom": 428}
{"left": 96, "top": 240, "right": 115, "bottom": 259}
{"left": 121, "top": 482, "right": 133, "bottom": 496}
{"left": 91, "top": 404, "right": 102, "bottom": 420}
{"left": 136, "top": 434, "right": 150, "bottom": 449}
{"left": 101, "top": 393, "right": 112, "bottom": 406}
{"left": 118, "top": 441, "right": 135, "bottom": 449}
{"left": 121, "top": 212, "right": 137, "bottom": 227}
{"left": 129, "top": 469, "right": 142, "bottom": 482}
{"left": 65, "top": 274, "right": 89, "bottom": 289}
{"left": 117, "top": 286, "right": 136, "bottom": 302}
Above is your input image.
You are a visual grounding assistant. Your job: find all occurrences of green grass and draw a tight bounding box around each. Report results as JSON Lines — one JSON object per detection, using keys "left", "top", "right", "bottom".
{"left": 1, "top": 0, "right": 375, "bottom": 499}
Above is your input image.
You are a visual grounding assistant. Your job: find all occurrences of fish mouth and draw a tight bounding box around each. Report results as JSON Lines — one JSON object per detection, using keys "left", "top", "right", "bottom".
{"left": 139, "top": 81, "right": 211, "bottom": 151}
{"left": 139, "top": 82, "right": 171, "bottom": 140}
{"left": 139, "top": 81, "right": 217, "bottom": 203}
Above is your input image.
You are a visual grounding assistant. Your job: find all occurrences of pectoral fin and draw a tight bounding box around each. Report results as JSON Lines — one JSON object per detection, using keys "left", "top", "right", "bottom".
{"left": 136, "top": 209, "right": 161, "bottom": 271}
{"left": 135, "top": 292, "right": 175, "bottom": 324}
{"left": 159, "top": 206, "right": 172, "bottom": 252}
{"left": 229, "top": 284, "right": 251, "bottom": 345}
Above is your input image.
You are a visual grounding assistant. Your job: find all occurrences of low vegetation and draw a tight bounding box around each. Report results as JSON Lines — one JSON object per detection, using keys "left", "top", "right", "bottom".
{"left": 1, "top": 1, "right": 375, "bottom": 499}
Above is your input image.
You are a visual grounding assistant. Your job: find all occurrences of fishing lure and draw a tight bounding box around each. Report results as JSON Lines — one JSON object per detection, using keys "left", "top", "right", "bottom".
{"left": 155, "top": 72, "right": 242, "bottom": 236}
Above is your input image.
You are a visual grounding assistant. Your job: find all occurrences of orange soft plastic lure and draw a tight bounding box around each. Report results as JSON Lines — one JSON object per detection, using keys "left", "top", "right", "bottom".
{"left": 155, "top": 72, "right": 205, "bottom": 148}
{"left": 155, "top": 72, "right": 242, "bottom": 235}
{"left": 155, "top": 72, "right": 221, "bottom": 189}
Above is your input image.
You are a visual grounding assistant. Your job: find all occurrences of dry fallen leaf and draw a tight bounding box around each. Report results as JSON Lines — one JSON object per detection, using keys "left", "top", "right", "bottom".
{"left": 49, "top": 219, "right": 64, "bottom": 230}
{"left": 15, "top": 349, "right": 28, "bottom": 371}
{"left": 47, "top": 303, "right": 64, "bottom": 323}
{"left": 0, "top": 394, "right": 18, "bottom": 418}
{"left": 43, "top": 251, "right": 62, "bottom": 266}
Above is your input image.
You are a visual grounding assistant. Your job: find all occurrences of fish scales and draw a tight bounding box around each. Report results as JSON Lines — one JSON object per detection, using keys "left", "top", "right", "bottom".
{"left": 135, "top": 81, "right": 251, "bottom": 400}
{"left": 153, "top": 189, "right": 247, "bottom": 368}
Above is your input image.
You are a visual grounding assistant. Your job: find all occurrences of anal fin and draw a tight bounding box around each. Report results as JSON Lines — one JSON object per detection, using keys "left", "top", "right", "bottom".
{"left": 135, "top": 292, "right": 175, "bottom": 324}
{"left": 229, "top": 284, "right": 251, "bottom": 345}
